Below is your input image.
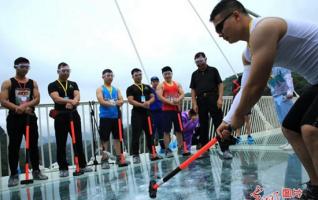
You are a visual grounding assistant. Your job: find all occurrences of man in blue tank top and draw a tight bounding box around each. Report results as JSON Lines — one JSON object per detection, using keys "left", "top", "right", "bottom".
{"left": 211, "top": 1, "right": 318, "bottom": 198}
{"left": 96, "top": 69, "right": 129, "bottom": 169}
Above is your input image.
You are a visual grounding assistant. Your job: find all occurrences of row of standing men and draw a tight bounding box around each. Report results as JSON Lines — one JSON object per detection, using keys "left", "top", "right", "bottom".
{"left": 0, "top": 51, "right": 229, "bottom": 187}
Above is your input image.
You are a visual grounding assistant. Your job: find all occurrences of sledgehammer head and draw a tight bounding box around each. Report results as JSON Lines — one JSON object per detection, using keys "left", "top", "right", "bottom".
{"left": 149, "top": 180, "right": 158, "bottom": 199}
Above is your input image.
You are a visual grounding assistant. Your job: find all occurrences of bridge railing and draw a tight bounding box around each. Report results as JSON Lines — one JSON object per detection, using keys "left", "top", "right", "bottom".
{"left": 0, "top": 96, "right": 281, "bottom": 176}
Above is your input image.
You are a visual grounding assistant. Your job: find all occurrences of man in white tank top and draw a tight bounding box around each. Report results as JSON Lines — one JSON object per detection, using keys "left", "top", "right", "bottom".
{"left": 210, "top": 0, "right": 318, "bottom": 198}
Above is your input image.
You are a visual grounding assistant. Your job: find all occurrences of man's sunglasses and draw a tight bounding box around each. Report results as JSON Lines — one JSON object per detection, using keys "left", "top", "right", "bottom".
{"left": 15, "top": 64, "right": 30, "bottom": 69}
{"left": 58, "top": 69, "right": 71, "bottom": 73}
{"left": 133, "top": 73, "right": 142, "bottom": 77}
{"left": 215, "top": 13, "right": 233, "bottom": 34}
{"left": 103, "top": 73, "right": 114, "bottom": 78}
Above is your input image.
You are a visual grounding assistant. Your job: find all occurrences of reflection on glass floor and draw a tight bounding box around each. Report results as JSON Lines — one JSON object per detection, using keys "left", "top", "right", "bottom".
{"left": 0, "top": 146, "right": 307, "bottom": 200}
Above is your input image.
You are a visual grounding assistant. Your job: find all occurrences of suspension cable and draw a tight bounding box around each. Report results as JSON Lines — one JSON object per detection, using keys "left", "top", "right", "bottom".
{"left": 113, "top": 0, "right": 150, "bottom": 83}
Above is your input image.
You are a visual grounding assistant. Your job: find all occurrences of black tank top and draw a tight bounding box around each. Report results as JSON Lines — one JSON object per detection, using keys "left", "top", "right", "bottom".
{"left": 9, "top": 78, "right": 34, "bottom": 115}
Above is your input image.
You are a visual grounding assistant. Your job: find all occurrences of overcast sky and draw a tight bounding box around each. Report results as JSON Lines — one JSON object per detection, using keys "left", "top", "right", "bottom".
{"left": 1, "top": 0, "right": 317, "bottom": 104}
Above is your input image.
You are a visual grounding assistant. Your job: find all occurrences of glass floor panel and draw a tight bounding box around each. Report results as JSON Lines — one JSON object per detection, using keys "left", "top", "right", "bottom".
{"left": 0, "top": 147, "right": 307, "bottom": 200}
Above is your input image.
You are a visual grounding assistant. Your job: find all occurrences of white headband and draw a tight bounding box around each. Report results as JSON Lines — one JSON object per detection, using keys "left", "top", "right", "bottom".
{"left": 195, "top": 57, "right": 205, "bottom": 62}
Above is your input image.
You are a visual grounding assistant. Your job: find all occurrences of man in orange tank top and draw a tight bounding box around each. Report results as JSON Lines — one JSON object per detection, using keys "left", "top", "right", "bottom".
{"left": 156, "top": 66, "right": 185, "bottom": 157}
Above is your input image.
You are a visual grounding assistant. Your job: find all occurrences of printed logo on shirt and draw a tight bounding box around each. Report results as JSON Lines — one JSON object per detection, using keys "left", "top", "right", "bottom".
{"left": 15, "top": 88, "right": 31, "bottom": 105}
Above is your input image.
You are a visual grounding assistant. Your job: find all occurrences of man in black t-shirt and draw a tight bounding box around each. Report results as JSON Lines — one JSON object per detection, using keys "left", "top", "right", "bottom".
{"left": 126, "top": 68, "right": 161, "bottom": 163}
{"left": 0, "top": 57, "right": 48, "bottom": 187}
{"left": 48, "top": 62, "right": 92, "bottom": 177}
{"left": 190, "top": 52, "right": 233, "bottom": 159}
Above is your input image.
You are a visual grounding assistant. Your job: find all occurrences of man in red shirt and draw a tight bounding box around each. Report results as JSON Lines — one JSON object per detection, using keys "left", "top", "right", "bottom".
{"left": 157, "top": 66, "right": 185, "bottom": 157}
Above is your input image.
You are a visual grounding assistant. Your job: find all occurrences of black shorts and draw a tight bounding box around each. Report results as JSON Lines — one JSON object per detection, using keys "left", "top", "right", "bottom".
{"left": 162, "top": 111, "right": 182, "bottom": 133}
{"left": 283, "top": 84, "right": 318, "bottom": 133}
{"left": 99, "top": 118, "right": 120, "bottom": 141}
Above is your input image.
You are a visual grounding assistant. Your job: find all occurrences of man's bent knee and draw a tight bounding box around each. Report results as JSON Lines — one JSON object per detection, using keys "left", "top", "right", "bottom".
{"left": 301, "top": 124, "right": 318, "bottom": 138}
{"left": 282, "top": 127, "right": 301, "bottom": 141}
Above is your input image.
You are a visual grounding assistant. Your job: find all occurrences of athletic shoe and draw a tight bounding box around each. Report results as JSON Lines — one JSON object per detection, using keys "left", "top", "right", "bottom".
{"left": 159, "top": 148, "right": 165, "bottom": 155}
{"left": 150, "top": 154, "right": 163, "bottom": 161}
{"left": 132, "top": 156, "right": 141, "bottom": 164}
{"left": 32, "top": 170, "right": 48, "bottom": 180}
{"left": 101, "top": 159, "right": 110, "bottom": 169}
{"left": 169, "top": 140, "right": 178, "bottom": 151}
{"left": 8, "top": 174, "right": 19, "bottom": 187}
{"left": 282, "top": 144, "right": 293, "bottom": 151}
{"left": 80, "top": 167, "right": 93, "bottom": 173}
{"left": 279, "top": 143, "right": 289, "bottom": 149}
{"left": 223, "top": 150, "right": 233, "bottom": 160}
{"left": 59, "top": 170, "right": 69, "bottom": 178}
{"left": 300, "top": 181, "right": 318, "bottom": 199}
{"left": 165, "top": 148, "right": 174, "bottom": 158}
{"left": 177, "top": 147, "right": 183, "bottom": 155}
{"left": 247, "top": 135, "right": 254, "bottom": 145}
{"left": 116, "top": 155, "right": 130, "bottom": 166}
{"left": 236, "top": 136, "right": 242, "bottom": 144}
{"left": 178, "top": 147, "right": 192, "bottom": 156}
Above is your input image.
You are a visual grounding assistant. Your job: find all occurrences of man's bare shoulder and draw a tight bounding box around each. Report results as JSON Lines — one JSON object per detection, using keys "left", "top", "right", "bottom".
{"left": 1, "top": 79, "right": 11, "bottom": 89}
{"left": 249, "top": 17, "right": 287, "bottom": 52}
{"left": 252, "top": 17, "right": 287, "bottom": 38}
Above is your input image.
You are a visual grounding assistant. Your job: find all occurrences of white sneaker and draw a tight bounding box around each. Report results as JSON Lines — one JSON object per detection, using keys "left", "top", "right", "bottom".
{"left": 282, "top": 144, "right": 293, "bottom": 151}
{"left": 223, "top": 150, "right": 233, "bottom": 160}
{"left": 279, "top": 143, "right": 289, "bottom": 149}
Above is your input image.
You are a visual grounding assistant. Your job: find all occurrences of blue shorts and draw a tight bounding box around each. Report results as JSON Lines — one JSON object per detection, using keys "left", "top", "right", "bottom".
{"left": 162, "top": 111, "right": 182, "bottom": 133}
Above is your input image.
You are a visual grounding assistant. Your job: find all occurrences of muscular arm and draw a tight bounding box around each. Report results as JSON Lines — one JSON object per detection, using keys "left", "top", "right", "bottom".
{"left": 156, "top": 83, "right": 171, "bottom": 105}
{"left": 176, "top": 83, "right": 185, "bottom": 102}
{"left": 0, "top": 80, "right": 18, "bottom": 111}
{"left": 117, "top": 89, "right": 124, "bottom": 106}
{"left": 218, "top": 83, "right": 224, "bottom": 99}
{"left": 147, "top": 93, "right": 155, "bottom": 104}
{"left": 72, "top": 90, "right": 80, "bottom": 105}
{"left": 27, "top": 80, "right": 40, "bottom": 107}
{"left": 0, "top": 80, "right": 39, "bottom": 113}
{"left": 127, "top": 96, "right": 144, "bottom": 107}
{"left": 49, "top": 92, "right": 73, "bottom": 105}
{"left": 191, "top": 89, "right": 197, "bottom": 105}
{"left": 217, "top": 83, "right": 224, "bottom": 109}
{"left": 233, "top": 19, "right": 284, "bottom": 125}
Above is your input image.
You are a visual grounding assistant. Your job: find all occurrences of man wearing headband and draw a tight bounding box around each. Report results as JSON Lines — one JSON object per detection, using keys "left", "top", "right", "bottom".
{"left": 157, "top": 66, "right": 185, "bottom": 157}
{"left": 48, "top": 62, "right": 92, "bottom": 177}
{"left": 96, "top": 69, "right": 129, "bottom": 168}
{"left": 211, "top": 0, "right": 318, "bottom": 198}
{"left": 126, "top": 68, "right": 161, "bottom": 164}
{"left": 0, "top": 57, "right": 48, "bottom": 187}
{"left": 190, "top": 52, "right": 232, "bottom": 159}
